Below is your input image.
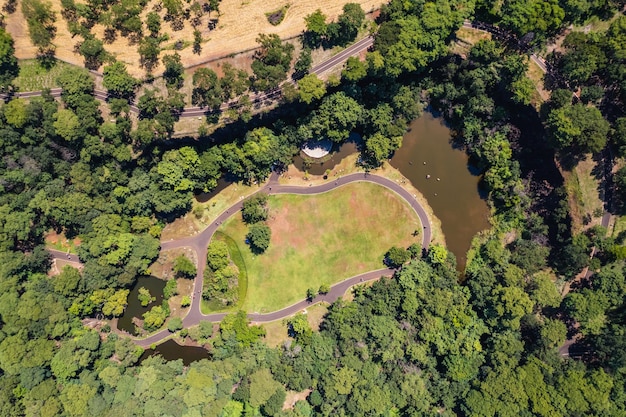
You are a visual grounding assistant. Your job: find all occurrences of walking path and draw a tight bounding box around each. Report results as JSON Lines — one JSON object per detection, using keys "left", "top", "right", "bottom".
{"left": 49, "top": 172, "right": 431, "bottom": 347}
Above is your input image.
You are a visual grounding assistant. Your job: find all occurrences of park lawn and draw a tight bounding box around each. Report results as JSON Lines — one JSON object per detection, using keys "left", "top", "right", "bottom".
{"left": 218, "top": 182, "right": 422, "bottom": 313}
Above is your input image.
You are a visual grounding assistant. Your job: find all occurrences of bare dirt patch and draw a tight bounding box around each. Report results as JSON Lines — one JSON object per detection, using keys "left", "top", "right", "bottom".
{"left": 149, "top": 247, "right": 198, "bottom": 279}
{"left": 284, "top": 389, "right": 312, "bottom": 410}
{"left": 44, "top": 230, "right": 81, "bottom": 253}
{"left": 168, "top": 278, "right": 194, "bottom": 319}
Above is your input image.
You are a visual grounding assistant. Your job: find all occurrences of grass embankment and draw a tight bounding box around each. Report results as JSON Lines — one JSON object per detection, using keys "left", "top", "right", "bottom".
{"left": 201, "top": 232, "right": 249, "bottom": 313}
{"left": 562, "top": 154, "right": 605, "bottom": 234}
{"left": 260, "top": 303, "right": 328, "bottom": 347}
{"left": 217, "top": 181, "right": 422, "bottom": 313}
{"left": 13, "top": 59, "right": 75, "bottom": 91}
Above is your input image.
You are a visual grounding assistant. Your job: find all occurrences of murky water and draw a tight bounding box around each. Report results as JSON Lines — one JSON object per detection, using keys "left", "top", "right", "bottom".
{"left": 139, "top": 339, "right": 209, "bottom": 366}
{"left": 117, "top": 276, "right": 166, "bottom": 335}
{"left": 292, "top": 141, "right": 359, "bottom": 176}
{"left": 390, "top": 113, "right": 490, "bottom": 270}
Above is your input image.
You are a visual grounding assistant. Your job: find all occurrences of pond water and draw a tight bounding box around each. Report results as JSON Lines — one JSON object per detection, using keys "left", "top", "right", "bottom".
{"left": 390, "top": 113, "right": 490, "bottom": 270}
{"left": 195, "top": 178, "right": 232, "bottom": 203}
{"left": 139, "top": 339, "right": 209, "bottom": 366}
{"left": 292, "top": 140, "right": 359, "bottom": 176}
{"left": 117, "top": 276, "right": 166, "bottom": 335}
{"left": 292, "top": 113, "right": 490, "bottom": 270}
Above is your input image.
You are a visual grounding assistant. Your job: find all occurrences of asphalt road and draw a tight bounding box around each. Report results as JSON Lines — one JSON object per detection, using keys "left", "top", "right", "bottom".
{"left": 49, "top": 172, "right": 432, "bottom": 347}
{"left": 0, "top": 35, "right": 374, "bottom": 119}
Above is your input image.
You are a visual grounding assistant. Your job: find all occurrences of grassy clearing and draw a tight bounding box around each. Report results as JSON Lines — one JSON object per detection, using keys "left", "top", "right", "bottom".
{"left": 44, "top": 230, "right": 80, "bottom": 254}
{"left": 527, "top": 59, "right": 550, "bottom": 107}
{"left": 260, "top": 303, "right": 328, "bottom": 348}
{"left": 280, "top": 154, "right": 444, "bottom": 246}
{"left": 13, "top": 59, "right": 76, "bottom": 91}
{"left": 219, "top": 181, "right": 422, "bottom": 313}
{"left": 201, "top": 232, "right": 249, "bottom": 313}
{"left": 562, "top": 155, "right": 604, "bottom": 234}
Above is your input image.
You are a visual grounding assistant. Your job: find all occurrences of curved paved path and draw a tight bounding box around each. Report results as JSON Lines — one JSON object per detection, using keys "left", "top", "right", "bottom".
{"left": 1, "top": 35, "right": 374, "bottom": 118}
{"left": 140, "top": 172, "right": 432, "bottom": 347}
{"left": 49, "top": 172, "right": 432, "bottom": 347}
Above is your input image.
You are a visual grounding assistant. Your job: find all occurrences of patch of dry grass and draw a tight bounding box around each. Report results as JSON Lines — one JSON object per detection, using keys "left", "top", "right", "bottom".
{"left": 260, "top": 303, "right": 328, "bottom": 348}
{"left": 562, "top": 154, "right": 605, "bottom": 234}
{"left": 6, "top": 0, "right": 384, "bottom": 78}
{"left": 527, "top": 59, "right": 550, "bottom": 107}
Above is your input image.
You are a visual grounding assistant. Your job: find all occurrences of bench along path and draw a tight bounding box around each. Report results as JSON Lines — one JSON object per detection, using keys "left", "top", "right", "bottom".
{"left": 49, "top": 172, "right": 432, "bottom": 347}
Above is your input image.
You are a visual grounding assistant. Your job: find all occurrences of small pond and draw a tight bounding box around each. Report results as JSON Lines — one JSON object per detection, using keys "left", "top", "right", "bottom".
{"left": 117, "top": 276, "right": 166, "bottom": 335}
{"left": 292, "top": 140, "right": 359, "bottom": 176}
{"left": 139, "top": 339, "right": 209, "bottom": 366}
{"left": 390, "top": 113, "right": 490, "bottom": 270}
{"left": 195, "top": 178, "right": 232, "bottom": 203}
{"left": 292, "top": 112, "right": 491, "bottom": 271}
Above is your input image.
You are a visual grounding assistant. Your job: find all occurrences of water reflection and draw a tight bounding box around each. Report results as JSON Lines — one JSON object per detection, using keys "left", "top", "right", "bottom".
{"left": 117, "top": 276, "right": 166, "bottom": 335}
{"left": 139, "top": 339, "right": 209, "bottom": 366}
{"left": 390, "top": 113, "right": 490, "bottom": 270}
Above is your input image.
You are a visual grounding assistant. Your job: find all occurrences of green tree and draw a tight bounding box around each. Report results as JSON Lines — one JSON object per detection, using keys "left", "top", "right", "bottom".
{"left": 247, "top": 223, "right": 271, "bottom": 254}
{"left": 103, "top": 61, "right": 139, "bottom": 99}
{"left": 162, "top": 53, "right": 184, "bottom": 89}
{"left": 365, "top": 132, "right": 402, "bottom": 165}
{"left": 297, "top": 74, "right": 326, "bottom": 104}
{"left": 163, "top": 279, "right": 178, "bottom": 299}
{"left": 0, "top": 27, "right": 19, "bottom": 90}
{"left": 174, "top": 254, "right": 196, "bottom": 278}
{"left": 342, "top": 56, "right": 368, "bottom": 82}
{"left": 546, "top": 102, "right": 609, "bottom": 153}
{"left": 241, "top": 193, "right": 268, "bottom": 224}
{"left": 319, "top": 283, "right": 330, "bottom": 294}
{"left": 3, "top": 98, "right": 28, "bottom": 128}
{"left": 335, "top": 3, "right": 365, "bottom": 45}
{"left": 249, "top": 368, "right": 282, "bottom": 408}
{"left": 304, "top": 9, "right": 327, "bottom": 47}
{"left": 251, "top": 33, "right": 294, "bottom": 91}
{"left": 207, "top": 241, "right": 230, "bottom": 271}
{"left": 385, "top": 246, "right": 410, "bottom": 268}
{"left": 193, "top": 29, "right": 202, "bottom": 54}
{"left": 192, "top": 67, "right": 222, "bottom": 109}
{"left": 53, "top": 109, "right": 80, "bottom": 142}
{"left": 137, "top": 287, "right": 154, "bottom": 306}
{"left": 168, "top": 317, "right": 183, "bottom": 332}
{"left": 143, "top": 305, "right": 168, "bottom": 331}
{"left": 307, "top": 92, "right": 364, "bottom": 143}
{"left": 79, "top": 36, "right": 107, "bottom": 70}
{"left": 146, "top": 11, "right": 161, "bottom": 35}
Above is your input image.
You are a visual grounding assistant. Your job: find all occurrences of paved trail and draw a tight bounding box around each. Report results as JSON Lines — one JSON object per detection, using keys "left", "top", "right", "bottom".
{"left": 1, "top": 36, "right": 374, "bottom": 118}
{"left": 49, "top": 172, "right": 431, "bottom": 347}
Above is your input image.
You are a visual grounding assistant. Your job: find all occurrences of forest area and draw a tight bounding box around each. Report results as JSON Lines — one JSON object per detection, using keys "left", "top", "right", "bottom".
{"left": 1, "top": 0, "right": 626, "bottom": 415}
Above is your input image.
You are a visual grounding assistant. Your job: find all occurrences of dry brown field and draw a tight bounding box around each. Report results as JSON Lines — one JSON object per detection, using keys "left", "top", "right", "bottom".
{"left": 7, "top": 0, "right": 383, "bottom": 78}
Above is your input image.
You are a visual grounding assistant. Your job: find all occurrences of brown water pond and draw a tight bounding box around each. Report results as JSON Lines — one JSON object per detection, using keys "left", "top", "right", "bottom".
{"left": 390, "top": 113, "right": 490, "bottom": 270}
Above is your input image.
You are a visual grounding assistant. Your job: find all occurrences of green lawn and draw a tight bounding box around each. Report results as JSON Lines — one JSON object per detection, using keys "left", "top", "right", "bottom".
{"left": 216, "top": 182, "right": 422, "bottom": 313}
{"left": 13, "top": 59, "right": 76, "bottom": 92}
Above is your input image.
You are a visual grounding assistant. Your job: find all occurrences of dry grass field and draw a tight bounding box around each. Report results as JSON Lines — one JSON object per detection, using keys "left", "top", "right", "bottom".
{"left": 6, "top": 0, "right": 383, "bottom": 78}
